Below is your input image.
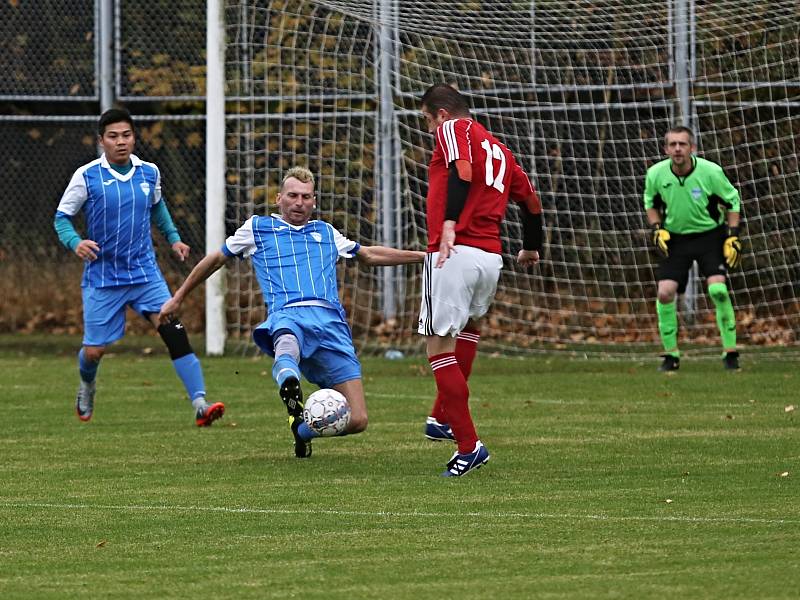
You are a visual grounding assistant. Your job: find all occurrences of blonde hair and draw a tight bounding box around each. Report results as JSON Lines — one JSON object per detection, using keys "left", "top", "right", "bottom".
{"left": 281, "top": 166, "right": 315, "bottom": 189}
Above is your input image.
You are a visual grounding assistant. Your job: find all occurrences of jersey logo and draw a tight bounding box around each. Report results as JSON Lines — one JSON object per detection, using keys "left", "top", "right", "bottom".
{"left": 691, "top": 187, "right": 703, "bottom": 201}
{"left": 662, "top": 182, "right": 672, "bottom": 188}
{"left": 103, "top": 179, "right": 116, "bottom": 186}
{"left": 310, "top": 232, "right": 322, "bottom": 243}
{"left": 140, "top": 182, "right": 151, "bottom": 197}
{"left": 273, "top": 225, "right": 288, "bottom": 232}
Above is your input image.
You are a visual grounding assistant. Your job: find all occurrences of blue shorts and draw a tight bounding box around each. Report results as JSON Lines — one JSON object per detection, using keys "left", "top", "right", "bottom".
{"left": 82, "top": 280, "right": 171, "bottom": 346}
{"left": 252, "top": 305, "right": 362, "bottom": 388}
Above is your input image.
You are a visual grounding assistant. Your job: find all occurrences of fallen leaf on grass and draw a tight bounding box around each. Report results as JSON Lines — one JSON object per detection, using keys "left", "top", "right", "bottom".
{"left": 778, "top": 471, "right": 789, "bottom": 478}
{"left": 409, "top": 364, "right": 429, "bottom": 377}
{"left": 785, "top": 405, "right": 795, "bottom": 413}
{"left": 664, "top": 499, "right": 673, "bottom": 504}
{"left": 96, "top": 540, "right": 107, "bottom": 548}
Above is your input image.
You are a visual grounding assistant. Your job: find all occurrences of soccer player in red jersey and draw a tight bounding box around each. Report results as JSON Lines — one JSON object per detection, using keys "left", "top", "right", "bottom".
{"left": 417, "top": 84, "right": 543, "bottom": 476}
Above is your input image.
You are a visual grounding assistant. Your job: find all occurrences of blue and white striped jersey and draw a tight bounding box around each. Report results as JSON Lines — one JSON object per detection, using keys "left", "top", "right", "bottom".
{"left": 56, "top": 153, "right": 167, "bottom": 288}
{"left": 223, "top": 214, "right": 360, "bottom": 315}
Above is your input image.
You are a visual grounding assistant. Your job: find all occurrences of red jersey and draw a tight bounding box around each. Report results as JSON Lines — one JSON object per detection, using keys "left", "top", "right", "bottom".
{"left": 426, "top": 118, "right": 536, "bottom": 254}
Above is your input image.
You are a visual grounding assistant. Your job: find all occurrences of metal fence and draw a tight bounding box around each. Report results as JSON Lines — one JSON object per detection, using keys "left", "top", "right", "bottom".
{"left": 2, "top": 0, "right": 798, "bottom": 355}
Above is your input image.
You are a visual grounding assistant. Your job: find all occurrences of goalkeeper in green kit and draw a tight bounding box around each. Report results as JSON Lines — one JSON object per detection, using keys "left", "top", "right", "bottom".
{"left": 643, "top": 126, "right": 742, "bottom": 372}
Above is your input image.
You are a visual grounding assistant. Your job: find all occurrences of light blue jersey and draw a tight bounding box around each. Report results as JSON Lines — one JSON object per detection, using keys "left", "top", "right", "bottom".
{"left": 56, "top": 153, "right": 167, "bottom": 288}
{"left": 223, "top": 214, "right": 360, "bottom": 316}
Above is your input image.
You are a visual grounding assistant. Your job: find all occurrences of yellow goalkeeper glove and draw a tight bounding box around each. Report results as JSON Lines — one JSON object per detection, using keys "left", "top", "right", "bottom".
{"left": 723, "top": 227, "right": 742, "bottom": 269}
{"left": 652, "top": 224, "right": 670, "bottom": 257}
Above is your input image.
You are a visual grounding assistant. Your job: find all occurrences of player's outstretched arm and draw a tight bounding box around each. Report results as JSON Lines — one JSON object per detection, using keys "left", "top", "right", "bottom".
{"left": 355, "top": 245, "right": 426, "bottom": 267}
{"left": 159, "top": 250, "right": 229, "bottom": 324}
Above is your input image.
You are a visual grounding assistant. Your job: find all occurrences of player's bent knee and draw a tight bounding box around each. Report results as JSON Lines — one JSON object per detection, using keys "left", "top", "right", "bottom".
{"left": 157, "top": 320, "right": 194, "bottom": 360}
{"left": 708, "top": 282, "right": 729, "bottom": 305}
{"left": 273, "top": 332, "right": 300, "bottom": 361}
{"left": 83, "top": 346, "right": 105, "bottom": 362}
{"left": 657, "top": 290, "right": 676, "bottom": 304}
{"left": 347, "top": 414, "right": 368, "bottom": 433}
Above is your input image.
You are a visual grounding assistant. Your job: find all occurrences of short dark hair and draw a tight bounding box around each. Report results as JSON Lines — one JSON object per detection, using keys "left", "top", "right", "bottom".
{"left": 420, "top": 83, "right": 470, "bottom": 117}
{"left": 665, "top": 125, "right": 694, "bottom": 145}
{"left": 98, "top": 107, "right": 135, "bottom": 136}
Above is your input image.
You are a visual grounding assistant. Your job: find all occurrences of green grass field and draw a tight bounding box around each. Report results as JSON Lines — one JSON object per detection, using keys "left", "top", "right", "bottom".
{"left": 1, "top": 337, "right": 798, "bottom": 599}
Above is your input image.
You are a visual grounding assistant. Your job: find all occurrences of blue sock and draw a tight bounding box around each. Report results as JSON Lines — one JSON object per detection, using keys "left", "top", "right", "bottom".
{"left": 297, "top": 421, "right": 320, "bottom": 441}
{"left": 272, "top": 355, "right": 300, "bottom": 387}
{"left": 172, "top": 353, "right": 206, "bottom": 402}
{"left": 78, "top": 348, "right": 99, "bottom": 383}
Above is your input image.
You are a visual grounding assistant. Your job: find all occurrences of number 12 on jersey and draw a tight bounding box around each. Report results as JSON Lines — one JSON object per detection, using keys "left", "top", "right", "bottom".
{"left": 481, "top": 139, "right": 506, "bottom": 193}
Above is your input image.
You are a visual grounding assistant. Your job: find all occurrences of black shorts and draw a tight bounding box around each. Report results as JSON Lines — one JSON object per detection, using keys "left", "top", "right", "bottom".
{"left": 657, "top": 226, "right": 727, "bottom": 293}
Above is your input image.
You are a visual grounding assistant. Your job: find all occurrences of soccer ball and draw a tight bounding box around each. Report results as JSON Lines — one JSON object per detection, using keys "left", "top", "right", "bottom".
{"left": 303, "top": 388, "right": 351, "bottom": 437}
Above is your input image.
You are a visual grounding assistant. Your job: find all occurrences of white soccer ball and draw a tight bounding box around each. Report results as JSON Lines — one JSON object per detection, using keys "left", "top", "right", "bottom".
{"left": 303, "top": 388, "right": 351, "bottom": 437}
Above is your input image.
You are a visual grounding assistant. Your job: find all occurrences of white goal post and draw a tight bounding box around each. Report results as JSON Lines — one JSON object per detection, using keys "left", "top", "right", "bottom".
{"left": 208, "top": 0, "right": 800, "bottom": 356}
{"left": 206, "top": 0, "right": 227, "bottom": 355}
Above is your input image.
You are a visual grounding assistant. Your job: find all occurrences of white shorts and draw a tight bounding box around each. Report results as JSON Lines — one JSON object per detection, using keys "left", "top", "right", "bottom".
{"left": 418, "top": 245, "right": 503, "bottom": 337}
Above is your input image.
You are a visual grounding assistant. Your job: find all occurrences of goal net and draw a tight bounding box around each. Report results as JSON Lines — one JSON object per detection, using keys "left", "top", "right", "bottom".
{"left": 222, "top": 0, "right": 799, "bottom": 356}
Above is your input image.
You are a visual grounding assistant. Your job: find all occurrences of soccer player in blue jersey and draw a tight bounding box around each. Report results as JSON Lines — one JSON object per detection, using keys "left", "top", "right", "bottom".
{"left": 158, "top": 166, "right": 424, "bottom": 458}
{"left": 54, "top": 108, "right": 224, "bottom": 426}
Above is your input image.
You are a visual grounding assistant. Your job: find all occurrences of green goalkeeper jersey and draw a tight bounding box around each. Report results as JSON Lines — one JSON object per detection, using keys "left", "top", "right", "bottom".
{"left": 643, "top": 155, "right": 740, "bottom": 234}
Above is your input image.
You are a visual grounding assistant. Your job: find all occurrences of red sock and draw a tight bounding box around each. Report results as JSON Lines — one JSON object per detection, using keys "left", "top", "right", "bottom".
{"left": 429, "top": 328, "right": 480, "bottom": 423}
{"left": 430, "top": 389, "right": 448, "bottom": 424}
{"left": 429, "top": 352, "right": 478, "bottom": 453}
{"left": 455, "top": 327, "right": 480, "bottom": 380}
